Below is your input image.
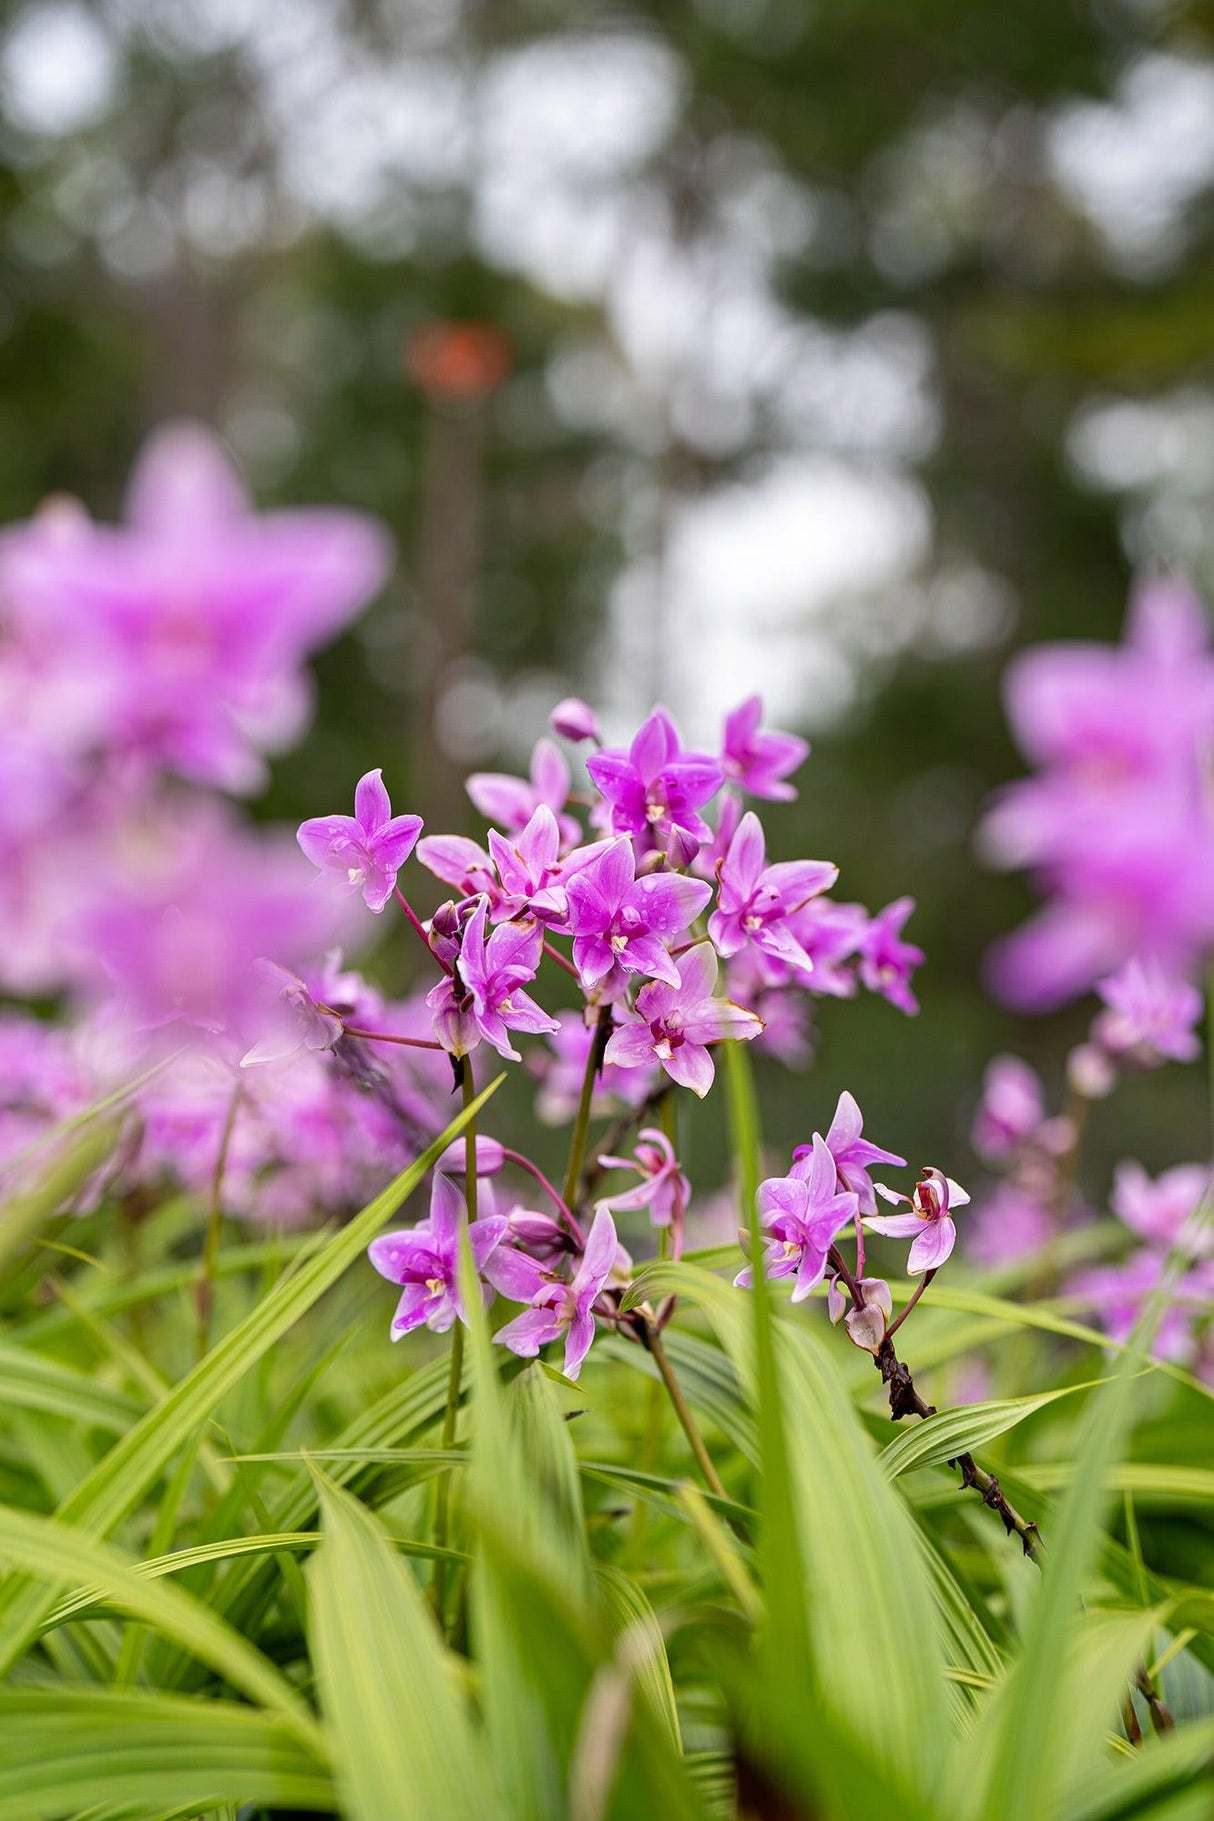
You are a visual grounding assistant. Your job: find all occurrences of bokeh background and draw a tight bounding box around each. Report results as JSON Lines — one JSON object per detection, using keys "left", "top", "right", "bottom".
{"left": 2, "top": 0, "right": 1211, "bottom": 1198}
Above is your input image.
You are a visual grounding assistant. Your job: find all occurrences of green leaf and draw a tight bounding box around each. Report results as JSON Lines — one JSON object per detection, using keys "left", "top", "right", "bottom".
{"left": 309, "top": 1470, "right": 501, "bottom": 1821}
{"left": 596, "top": 1564, "right": 682, "bottom": 1751}
{"left": 0, "top": 1124, "right": 118, "bottom": 1276}
{"left": 0, "top": 1688, "right": 333, "bottom": 1820}
{"left": 0, "top": 1502, "right": 323, "bottom": 1752}
{"left": 971, "top": 1257, "right": 1171, "bottom": 1821}
{"left": 0, "top": 1075, "right": 501, "bottom": 1674}
{"left": 0, "top": 1341, "right": 143, "bottom": 1432}
{"left": 878, "top": 1380, "right": 1118, "bottom": 1479}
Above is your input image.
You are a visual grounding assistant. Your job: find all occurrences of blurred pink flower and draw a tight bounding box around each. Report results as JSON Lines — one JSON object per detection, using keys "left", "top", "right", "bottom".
{"left": 983, "top": 579, "right": 1214, "bottom": 1010}
{"left": 0, "top": 421, "right": 391, "bottom": 793}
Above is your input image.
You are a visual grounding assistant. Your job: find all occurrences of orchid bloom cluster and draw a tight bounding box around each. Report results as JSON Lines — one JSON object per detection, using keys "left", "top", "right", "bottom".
{"left": 967, "top": 1021, "right": 1214, "bottom": 1375}
{"left": 735, "top": 1089, "right": 969, "bottom": 1357}
{"left": 981, "top": 577, "right": 1214, "bottom": 1013}
{"left": 289, "top": 698, "right": 922, "bottom": 1376}
{"left": 0, "top": 422, "right": 389, "bottom": 1006}
{"left": 0, "top": 424, "right": 460, "bottom": 1222}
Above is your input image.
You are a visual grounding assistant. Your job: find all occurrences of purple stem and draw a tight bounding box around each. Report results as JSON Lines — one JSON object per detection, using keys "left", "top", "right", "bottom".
{"left": 394, "top": 885, "right": 453, "bottom": 975}
{"left": 500, "top": 1145, "right": 585, "bottom": 1246}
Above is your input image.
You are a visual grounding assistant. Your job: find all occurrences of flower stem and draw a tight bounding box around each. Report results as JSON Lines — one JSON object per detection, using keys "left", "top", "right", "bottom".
{"left": 884, "top": 1267, "right": 935, "bottom": 1341}
{"left": 394, "top": 884, "right": 452, "bottom": 974}
{"left": 500, "top": 1146, "right": 583, "bottom": 1244}
{"left": 431, "top": 1058, "right": 474, "bottom": 1624}
{"left": 542, "top": 937, "right": 581, "bottom": 980}
{"left": 339, "top": 1025, "right": 444, "bottom": 1050}
{"left": 562, "top": 1006, "right": 612, "bottom": 1211}
{"left": 646, "top": 1322, "right": 727, "bottom": 1501}
{"left": 195, "top": 1085, "right": 241, "bottom": 1362}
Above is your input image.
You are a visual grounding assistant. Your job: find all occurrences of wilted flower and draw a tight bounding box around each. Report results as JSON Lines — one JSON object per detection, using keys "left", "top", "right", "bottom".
{"left": 844, "top": 1279, "right": 894, "bottom": 1354}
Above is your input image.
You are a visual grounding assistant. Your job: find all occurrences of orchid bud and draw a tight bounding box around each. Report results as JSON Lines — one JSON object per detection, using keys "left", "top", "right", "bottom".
{"left": 506, "top": 1207, "right": 569, "bottom": 1260}
{"left": 827, "top": 1274, "right": 847, "bottom": 1325}
{"left": 426, "top": 975, "right": 477, "bottom": 1057}
{"left": 1066, "top": 1041, "right": 1117, "bottom": 1101}
{"left": 550, "top": 697, "right": 599, "bottom": 743}
{"left": 438, "top": 1135, "right": 505, "bottom": 1178}
{"left": 665, "top": 823, "right": 701, "bottom": 870}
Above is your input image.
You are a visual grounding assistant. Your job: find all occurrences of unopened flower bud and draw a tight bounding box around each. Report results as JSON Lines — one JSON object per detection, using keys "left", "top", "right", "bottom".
{"left": 438, "top": 1135, "right": 505, "bottom": 1177}
{"left": 506, "top": 1207, "right": 569, "bottom": 1259}
{"left": 1066, "top": 1041, "right": 1117, "bottom": 1101}
{"left": 827, "top": 1274, "right": 847, "bottom": 1324}
{"left": 550, "top": 697, "right": 599, "bottom": 743}
{"left": 665, "top": 823, "right": 701, "bottom": 870}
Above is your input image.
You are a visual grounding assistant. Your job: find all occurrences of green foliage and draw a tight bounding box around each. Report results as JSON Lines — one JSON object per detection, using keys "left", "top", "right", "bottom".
{"left": 0, "top": 1072, "right": 1211, "bottom": 1820}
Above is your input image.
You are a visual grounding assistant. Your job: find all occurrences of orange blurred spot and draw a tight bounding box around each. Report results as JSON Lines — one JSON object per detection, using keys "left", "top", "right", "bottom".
{"left": 404, "top": 320, "right": 513, "bottom": 401}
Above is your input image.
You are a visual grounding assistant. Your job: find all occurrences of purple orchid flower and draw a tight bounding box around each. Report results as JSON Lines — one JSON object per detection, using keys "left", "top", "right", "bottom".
{"left": 867, "top": 1166, "right": 970, "bottom": 1275}
{"left": 239, "top": 958, "right": 343, "bottom": 1069}
{"left": 297, "top": 769, "right": 423, "bottom": 914}
{"left": 604, "top": 941, "right": 762, "bottom": 1097}
{"left": 487, "top": 804, "right": 612, "bottom": 926}
{"left": 565, "top": 838, "right": 711, "bottom": 991}
{"left": 0, "top": 420, "right": 391, "bottom": 794}
{"left": 492, "top": 1204, "right": 620, "bottom": 1380}
{"left": 597, "top": 1127, "right": 690, "bottom": 1229}
{"left": 858, "top": 898, "right": 924, "bottom": 1015}
{"left": 981, "top": 579, "right": 1214, "bottom": 1011}
{"left": 967, "top": 1183, "right": 1055, "bottom": 1268}
{"left": 367, "top": 1171, "right": 508, "bottom": 1338}
{"left": 1111, "top": 1159, "right": 1213, "bottom": 1254}
{"left": 971, "top": 1055, "right": 1048, "bottom": 1162}
{"left": 735, "top": 1133, "right": 859, "bottom": 1302}
{"left": 586, "top": 709, "right": 723, "bottom": 846}
{"left": 720, "top": 695, "right": 809, "bottom": 801}
{"left": 415, "top": 834, "right": 504, "bottom": 914}
{"left": 799, "top": 1090, "right": 905, "bottom": 1217}
{"left": 467, "top": 737, "right": 581, "bottom": 850}
{"left": 708, "top": 811, "right": 837, "bottom": 977}
{"left": 1093, "top": 958, "right": 1203, "bottom": 1065}
{"left": 452, "top": 895, "right": 560, "bottom": 1061}
{"left": 1070, "top": 1249, "right": 1214, "bottom": 1364}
